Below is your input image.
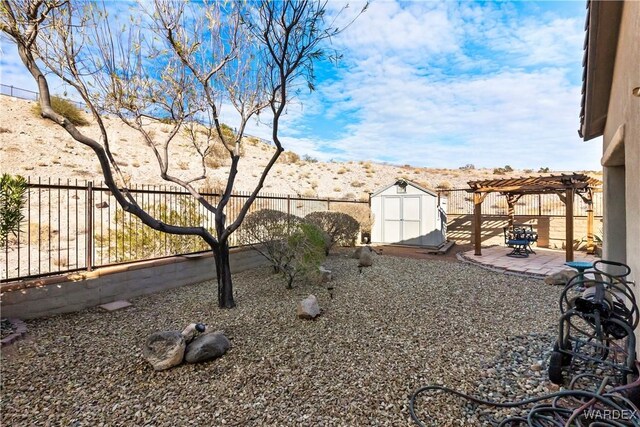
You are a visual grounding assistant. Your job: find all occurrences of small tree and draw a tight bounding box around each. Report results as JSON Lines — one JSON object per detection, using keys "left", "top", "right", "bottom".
{"left": 1, "top": 0, "right": 365, "bottom": 308}
{"left": 304, "top": 211, "right": 359, "bottom": 254}
{"left": 0, "top": 174, "right": 27, "bottom": 245}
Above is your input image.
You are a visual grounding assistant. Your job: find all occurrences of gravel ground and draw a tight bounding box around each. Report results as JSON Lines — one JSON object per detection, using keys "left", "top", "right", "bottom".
{"left": 1, "top": 251, "right": 566, "bottom": 426}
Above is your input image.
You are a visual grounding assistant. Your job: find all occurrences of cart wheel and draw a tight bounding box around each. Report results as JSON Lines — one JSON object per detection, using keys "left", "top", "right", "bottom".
{"left": 552, "top": 341, "right": 573, "bottom": 365}
{"left": 548, "top": 352, "right": 564, "bottom": 384}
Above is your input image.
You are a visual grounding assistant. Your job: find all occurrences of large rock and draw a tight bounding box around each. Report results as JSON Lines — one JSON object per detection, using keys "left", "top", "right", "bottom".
{"left": 184, "top": 332, "right": 230, "bottom": 364}
{"left": 297, "top": 294, "right": 321, "bottom": 319}
{"left": 358, "top": 249, "right": 373, "bottom": 267}
{"left": 353, "top": 246, "right": 372, "bottom": 259}
{"left": 544, "top": 269, "right": 578, "bottom": 286}
{"left": 143, "top": 331, "right": 186, "bottom": 371}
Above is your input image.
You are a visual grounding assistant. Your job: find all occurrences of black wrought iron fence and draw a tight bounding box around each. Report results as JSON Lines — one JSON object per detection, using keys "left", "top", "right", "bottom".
{"left": 440, "top": 188, "right": 603, "bottom": 217}
{"left": 1, "top": 178, "right": 368, "bottom": 282}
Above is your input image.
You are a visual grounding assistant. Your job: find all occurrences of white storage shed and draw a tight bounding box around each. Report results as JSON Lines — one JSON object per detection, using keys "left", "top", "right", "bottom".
{"left": 370, "top": 179, "right": 447, "bottom": 247}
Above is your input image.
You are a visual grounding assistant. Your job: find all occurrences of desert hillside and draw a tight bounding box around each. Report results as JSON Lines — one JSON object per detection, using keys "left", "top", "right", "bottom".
{"left": 0, "top": 95, "right": 582, "bottom": 198}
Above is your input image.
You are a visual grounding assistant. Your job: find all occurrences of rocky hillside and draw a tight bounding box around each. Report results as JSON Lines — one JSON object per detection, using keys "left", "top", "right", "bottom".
{"left": 0, "top": 95, "right": 587, "bottom": 199}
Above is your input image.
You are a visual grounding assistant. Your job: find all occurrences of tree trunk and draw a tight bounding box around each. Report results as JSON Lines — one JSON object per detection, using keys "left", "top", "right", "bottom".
{"left": 214, "top": 241, "right": 235, "bottom": 309}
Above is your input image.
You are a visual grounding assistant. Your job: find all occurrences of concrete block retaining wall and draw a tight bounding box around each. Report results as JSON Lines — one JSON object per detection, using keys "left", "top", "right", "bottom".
{"left": 1, "top": 247, "right": 268, "bottom": 319}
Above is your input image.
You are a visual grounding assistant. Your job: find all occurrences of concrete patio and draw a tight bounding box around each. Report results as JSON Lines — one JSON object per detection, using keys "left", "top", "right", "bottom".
{"left": 458, "top": 245, "right": 600, "bottom": 278}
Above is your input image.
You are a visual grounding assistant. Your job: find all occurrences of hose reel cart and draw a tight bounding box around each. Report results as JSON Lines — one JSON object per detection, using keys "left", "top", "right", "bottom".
{"left": 549, "top": 260, "right": 639, "bottom": 388}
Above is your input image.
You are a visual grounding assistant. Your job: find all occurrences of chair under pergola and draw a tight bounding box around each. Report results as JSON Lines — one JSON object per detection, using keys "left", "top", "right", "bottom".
{"left": 468, "top": 173, "right": 602, "bottom": 262}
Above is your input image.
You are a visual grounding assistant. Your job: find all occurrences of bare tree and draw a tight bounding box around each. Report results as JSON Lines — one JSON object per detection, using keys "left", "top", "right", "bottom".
{"left": 0, "top": 0, "right": 365, "bottom": 308}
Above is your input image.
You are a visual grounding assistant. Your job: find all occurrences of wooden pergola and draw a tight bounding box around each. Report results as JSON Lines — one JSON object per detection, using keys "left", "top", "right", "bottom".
{"left": 468, "top": 174, "right": 602, "bottom": 262}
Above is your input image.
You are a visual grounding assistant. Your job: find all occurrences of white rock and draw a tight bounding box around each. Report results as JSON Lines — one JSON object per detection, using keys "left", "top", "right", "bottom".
{"left": 297, "top": 294, "right": 321, "bottom": 319}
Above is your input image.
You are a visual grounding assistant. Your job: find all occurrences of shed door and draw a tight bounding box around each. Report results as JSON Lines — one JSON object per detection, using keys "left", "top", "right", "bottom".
{"left": 382, "top": 196, "right": 422, "bottom": 244}
{"left": 383, "top": 197, "right": 401, "bottom": 242}
{"left": 402, "top": 196, "right": 421, "bottom": 243}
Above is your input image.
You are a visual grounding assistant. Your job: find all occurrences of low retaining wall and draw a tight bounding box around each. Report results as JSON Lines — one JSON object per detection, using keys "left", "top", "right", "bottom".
{"left": 446, "top": 215, "right": 603, "bottom": 249}
{"left": 1, "top": 247, "right": 268, "bottom": 319}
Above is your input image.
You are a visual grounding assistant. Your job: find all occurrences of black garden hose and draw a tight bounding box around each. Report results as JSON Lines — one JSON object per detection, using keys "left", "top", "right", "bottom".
{"left": 409, "top": 371, "right": 640, "bottom": 427}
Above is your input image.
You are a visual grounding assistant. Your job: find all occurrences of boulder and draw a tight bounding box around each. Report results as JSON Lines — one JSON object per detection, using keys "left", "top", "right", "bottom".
{"left": 297, "top": 294, "right": 321, "bottom": 319}
{"left": 319, "top": 266, "right": 332, "bottom": 282}
{"left": 544, "top": 269, "right": 578, "bottom": 286}
{"left": 184, "top": 331, "right": 230, "bottom": 364}
{"left": 143, "top": 331, "right": 186, "bottom": 371}
{"left": 358, "top": 249, "right": 373, "bottom": 268}
{"left": 353, "top": 246, "right": 369, "bottom": 259}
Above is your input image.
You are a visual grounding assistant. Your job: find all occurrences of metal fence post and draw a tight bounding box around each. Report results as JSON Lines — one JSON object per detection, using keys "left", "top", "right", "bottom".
{"left": 86, "top": 181, "right": 94, "bottom": 271}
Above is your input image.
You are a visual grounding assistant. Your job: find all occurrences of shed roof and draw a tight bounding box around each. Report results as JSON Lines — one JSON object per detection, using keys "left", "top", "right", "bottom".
{"left": 371, "top": 179, "right": 437, "bottom": 198}
{"left": 467, "top": 173, "right": 601, "bottom": 195}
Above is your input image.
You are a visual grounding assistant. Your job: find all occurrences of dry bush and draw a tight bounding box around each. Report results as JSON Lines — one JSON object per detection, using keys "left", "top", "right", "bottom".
{"left": 332, "top": 203, "right": 373, "bottom": 233}
{"left": 177, "top": 161, "right": 189, "bottom": 170}
{"left": 52, "top": 256, "right": 69, "bottom": 267}
{"left": 280, "top": 151, "right": 300, "bottom": 164}
{"left": 337, "top": 167, "right": 348, "bottom": 174}
{"left": 304, "top": 211, "right": 360, "bottom": 254}
{"left": 205, "top": 143, "right": 229, "bottom": 169}
{"left": 199, "top": 175, "right": 227, "bottom": 194}
{"left": 32, "top": 96, "right": 89, "bottom": 126}
{"left": 302, "top": 188, "right": 316, "bottom": 197}
{"left": 0, "top": 127, "right": 11, "bottom": 133}
{"left": 351, "top": 181, "right": 364, "bottom": 188}
{"left": 436, "top": 180, "right": 452, "bottom": 190}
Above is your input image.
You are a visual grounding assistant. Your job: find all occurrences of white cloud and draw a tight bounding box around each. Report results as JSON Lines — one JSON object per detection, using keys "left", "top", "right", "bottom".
{"left": 0, "top": 1, "right": 600, "bottom": 171}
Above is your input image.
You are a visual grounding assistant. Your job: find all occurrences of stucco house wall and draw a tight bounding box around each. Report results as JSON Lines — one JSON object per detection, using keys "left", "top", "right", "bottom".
{"left": 582, "top": 0, "right": 640, "bottom": 354}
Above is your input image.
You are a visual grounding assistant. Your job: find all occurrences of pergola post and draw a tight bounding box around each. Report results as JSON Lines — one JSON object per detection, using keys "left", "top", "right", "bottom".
{"left": 505, "top": 194, "right": 522, "bottom": 230}
{"left": 583, "top": 189, "right": 595, "bottom": 254}
{"left": 565, "top": 187, "right": 574, "bottom": 262}
{"left": 474, "top": 192, "right": 484, "bottom": 256}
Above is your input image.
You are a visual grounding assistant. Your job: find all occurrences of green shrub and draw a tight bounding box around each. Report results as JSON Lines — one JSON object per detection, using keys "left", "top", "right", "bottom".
{"left": 304, "top": 211, "right": 360, "bottom": 254}
{"left": 0, "top": 174, "right": 27, "bottom": 245}
{"left": 96, "top": 198, "right": 208, "bottom": 262}
{"left": 32, "top": 96, "right": 89, "bottom": 126}
{"left": 239, "top": 209, "right": 326, "bottom": 288}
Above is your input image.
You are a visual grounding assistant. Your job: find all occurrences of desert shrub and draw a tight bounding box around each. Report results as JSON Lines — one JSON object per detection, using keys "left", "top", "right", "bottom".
{"left": 0, "top": 174, "right": 27, "bottom": 245}
{"left": 331, "top": 203, "right": 373, "bottom": 233}
{"left": 283, "top": 222, "right": 326, "bottom": 288}
{"left": 280, "top": 151, "right": 300, "bottom": 164}
{"left": 436, "top": 180, "right": 452, "bottom": 190}
{"left": 96, "top": 198, "right": 208, "bottom": 262}
{"left": 302, "top": 154, "right": 318, "bottom": 163}
{"left": 337, "top": 167, "right": 348, "bottom": 174}
{"left": 204, "top": 143, "right": 229, "bottom": 169}
{"left": 239, "top": 209, "right": 325, "bottom": 288}
{"left": 493, "top": 167, "right": 507, "bottom": 175}
{"left": 538, "top": 167, "right": 550, "bottom": 173}
{"left": 350, "top": 181, "right": 364, "bottom": 188}
{"left": 304, "top": 211, "right": 360, "bottom": 254}
{"left": 503, "top": 165, "right": 513, "bottom": 172}
{"left": 459, "top": 164, "right": 475, "bottom": 170}
{"left": 32, "top": 96, "right": 89, "bottom": 126}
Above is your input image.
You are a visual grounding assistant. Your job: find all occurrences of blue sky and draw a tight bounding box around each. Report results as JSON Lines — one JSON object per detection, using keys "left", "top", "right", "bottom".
{"left": 0, "top": 0, "right": 601, "bottom": 171}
